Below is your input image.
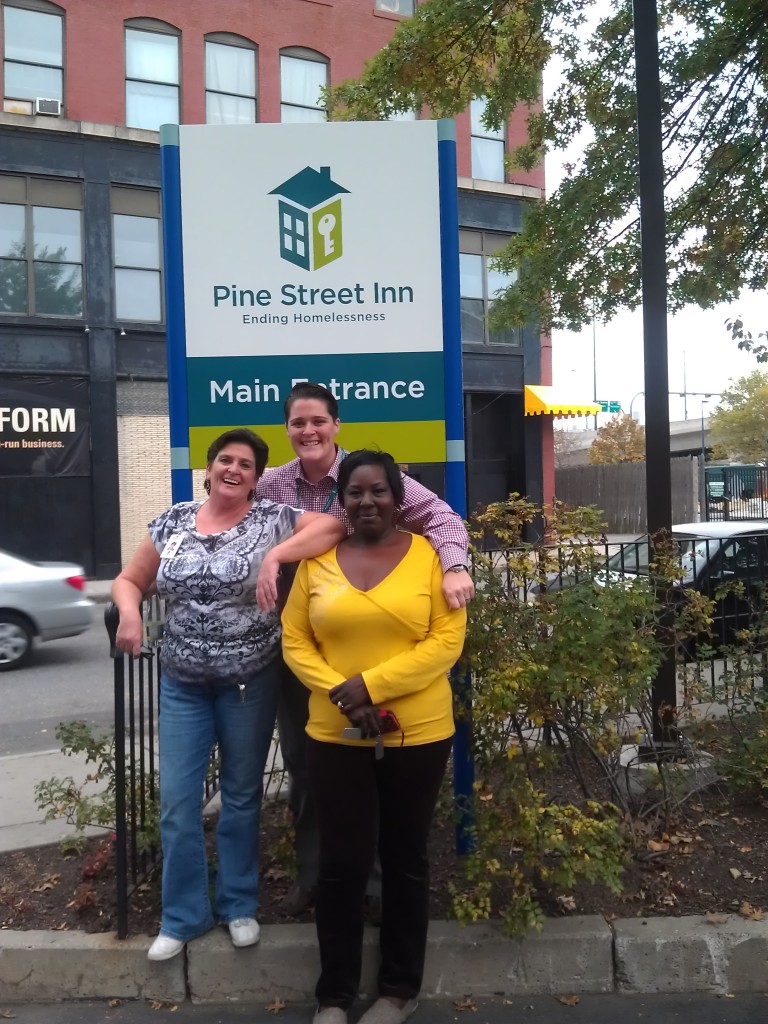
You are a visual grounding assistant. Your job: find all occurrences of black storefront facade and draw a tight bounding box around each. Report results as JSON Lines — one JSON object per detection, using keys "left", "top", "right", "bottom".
{"left": 0, "top": 116, "right": 542, "bottom": 578}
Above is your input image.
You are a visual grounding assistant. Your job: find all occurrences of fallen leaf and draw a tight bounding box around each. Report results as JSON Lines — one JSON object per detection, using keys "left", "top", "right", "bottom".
{"left": 453, "top": 998, "right": 477, "bottom": 1011}
{"left": 266, "top": 998, "right": 286, "bottom": 1014}
{"left": 648, "top": 839, "right": 669, "bottom": 852}
{"left": 558, "top": 995, "right": 580, "bottom": 1006}
{"left": 705, "top": 912, "right": 730, "bottom": 925}
{"left": 107, "top": 999, "right": 122, "bottom": 1008}
{"left": 678, "top": 844, "right": 694, "bottom": 855}
{"left": 729, "top": 868, "right": 742, "bottom": 880}
{"left": 556, "top": 895, "right": 576, "bottom": 912}
{"left": 739, "top": 845, "right": 753, "bottom": 853}
{"left": 740, "top": 902, "right": 764, "bottom": 921}
{"left": 0, "top": 1013, "right": 17, "bottom": 1019}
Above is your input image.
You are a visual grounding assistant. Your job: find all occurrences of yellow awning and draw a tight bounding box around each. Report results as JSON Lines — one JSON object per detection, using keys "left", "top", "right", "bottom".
{"left": 524, "top": 384, "right": 602, "bottom": 418}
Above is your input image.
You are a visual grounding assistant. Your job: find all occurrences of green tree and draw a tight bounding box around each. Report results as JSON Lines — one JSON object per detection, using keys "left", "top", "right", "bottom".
{"left": 709, "top": 370, "right": 768, "bottom": 464}
{"left": 0, "top": 241, "right": 82, "bottom": 316}
{"left": 328, "top": 0, "right": 768, "bottom": 332}
{"left": 588, "top": 412, "right": 645, "bottom": 464}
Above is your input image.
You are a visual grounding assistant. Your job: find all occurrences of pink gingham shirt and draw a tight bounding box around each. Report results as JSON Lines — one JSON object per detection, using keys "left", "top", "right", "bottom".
{"left": 256, "top": 446, "right": 469, "bottom": 572}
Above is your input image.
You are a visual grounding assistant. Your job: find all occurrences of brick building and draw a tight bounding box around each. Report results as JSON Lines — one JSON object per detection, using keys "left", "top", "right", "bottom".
{"left": 0, "top": 0, "right": 553, "bottom": 576}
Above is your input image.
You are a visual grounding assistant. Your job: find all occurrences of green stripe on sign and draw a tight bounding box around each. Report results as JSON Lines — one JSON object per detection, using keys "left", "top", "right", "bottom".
{"left": 189, "top": 421, "right": 446, "bottom": 468}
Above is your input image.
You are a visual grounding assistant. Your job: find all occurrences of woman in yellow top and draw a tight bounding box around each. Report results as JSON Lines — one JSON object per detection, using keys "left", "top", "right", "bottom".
{"left": 282, "top": 450, "right": 467, "bottom": 1024}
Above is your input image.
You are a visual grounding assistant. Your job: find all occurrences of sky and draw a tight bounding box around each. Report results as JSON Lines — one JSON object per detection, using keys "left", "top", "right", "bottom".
{"left": 540, "top": 6, "right": 766, "bottom": 429}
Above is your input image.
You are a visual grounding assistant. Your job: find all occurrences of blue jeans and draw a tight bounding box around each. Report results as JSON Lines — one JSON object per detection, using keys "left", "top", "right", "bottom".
{"left": 157, "top": 660, "right": 281, "bottom": 941}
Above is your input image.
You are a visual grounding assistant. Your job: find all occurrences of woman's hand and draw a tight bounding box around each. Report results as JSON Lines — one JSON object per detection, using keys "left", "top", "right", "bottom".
{"left": 329, "top": 674, "right": 372, "bottom": 715}
{"left": 115, "top": 609, "right": 144, "bottom": 657}
{"left": 256, "top": 551, "right": 281, "bottom": 612}
{"left": 346, "top": 704, "right": 383, "bottom": 739}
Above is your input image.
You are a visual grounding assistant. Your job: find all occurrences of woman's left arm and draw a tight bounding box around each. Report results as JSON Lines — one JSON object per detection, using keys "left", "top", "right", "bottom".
{"left": 257, "top": 511, "right": 345, "bottom": 611}
{"left": 331, "top": 558, "right": 467, "bottom": 709}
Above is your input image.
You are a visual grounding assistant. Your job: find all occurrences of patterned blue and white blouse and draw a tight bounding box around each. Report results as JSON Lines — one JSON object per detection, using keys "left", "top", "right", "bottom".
{"left": 149, "top": 499, "right": 303, "bottom": 684}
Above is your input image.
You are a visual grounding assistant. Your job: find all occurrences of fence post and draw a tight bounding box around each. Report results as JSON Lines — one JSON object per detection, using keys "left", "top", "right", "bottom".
{"left": 105, "top": 603, "right": 129, "bottom": 940}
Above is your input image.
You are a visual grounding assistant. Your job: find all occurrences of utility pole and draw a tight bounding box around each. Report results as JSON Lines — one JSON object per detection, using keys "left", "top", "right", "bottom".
{"left": 633, "top": 0, "right": 675, "bottom": 742}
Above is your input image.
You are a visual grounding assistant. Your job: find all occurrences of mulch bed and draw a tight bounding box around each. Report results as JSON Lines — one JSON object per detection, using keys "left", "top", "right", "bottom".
{"left": 2, "top": 767, "right": 767, "bottom": 937}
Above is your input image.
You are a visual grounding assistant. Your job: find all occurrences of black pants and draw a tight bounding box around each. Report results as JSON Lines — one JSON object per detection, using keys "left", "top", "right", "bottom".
{"left": 277, "top": 663, "right": 382, "bottom": 896}
{"left": 276, "top": 663, "right": 318, "bottom": 889}
{"left": 307, "top": 736, "right": 452, "bottom": 1008}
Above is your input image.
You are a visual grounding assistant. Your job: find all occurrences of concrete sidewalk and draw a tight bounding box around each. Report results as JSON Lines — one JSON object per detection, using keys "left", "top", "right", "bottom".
{"left": 0, "top": 748, "right": 105, "bottom": 851}
{"left": 1, "top": 916, "right": 768, "bottom": 1004}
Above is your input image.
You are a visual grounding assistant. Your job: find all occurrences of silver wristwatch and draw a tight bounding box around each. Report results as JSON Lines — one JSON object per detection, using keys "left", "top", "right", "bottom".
{"left": 448, "top": 564, "right": 469, "bottom": 573}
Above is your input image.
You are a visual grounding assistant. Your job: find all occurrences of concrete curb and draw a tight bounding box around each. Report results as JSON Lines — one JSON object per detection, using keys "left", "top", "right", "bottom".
{"left": 2, "top": 915, "right": 766, "bottom": 1004}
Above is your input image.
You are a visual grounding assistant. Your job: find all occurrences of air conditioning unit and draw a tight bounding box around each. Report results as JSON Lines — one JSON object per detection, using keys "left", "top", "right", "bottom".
{"left": 34, "top": 98, "right": 61, "bottom": 116}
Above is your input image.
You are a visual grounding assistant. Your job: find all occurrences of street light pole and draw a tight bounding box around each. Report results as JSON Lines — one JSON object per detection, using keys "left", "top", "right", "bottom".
{"left": 700, "top": 399, "right": 709, "bottom": 519}
{"left": 629, "top": 391, "right": 644, "bottom": 420}
{"left": 592, "top": 316, "right": 598, "bottom": 430}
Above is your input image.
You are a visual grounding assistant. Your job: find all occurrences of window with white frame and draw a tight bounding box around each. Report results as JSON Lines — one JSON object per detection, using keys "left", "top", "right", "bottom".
{"left": 0, "top": 175, "right": 83, "bottom": 317}
{"left": 280, "top": 50, "right": 327, "bottom": 123}
{"left": 375, "top": 0, "right": 415, "bottom": 13}
{"left": 470, "top": 96, "right": 505, "bottom": 182}
{"left": 2, "top": 1, "right": 63, "bottom": 112}
{"left": 205, "top": 35, "right": 257, "bottom": 124}
{"left": 112, "top": 188, "right": 162, "bottom": 323}
{"left": 459, "top": 231, "right": 519, "bottom": 346}
{"left": 125, "top": 22, "right": 179, "bottom": 132}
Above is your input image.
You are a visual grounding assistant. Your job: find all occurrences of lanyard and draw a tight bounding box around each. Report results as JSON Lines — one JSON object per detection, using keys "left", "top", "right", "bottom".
{"left": 296, "top": 447, "right": 347, "bottom": 513}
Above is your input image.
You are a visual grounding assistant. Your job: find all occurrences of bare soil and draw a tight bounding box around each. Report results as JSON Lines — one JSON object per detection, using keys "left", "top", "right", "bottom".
{"left": 2, "top": 771, "right": 767, "bottom": 937}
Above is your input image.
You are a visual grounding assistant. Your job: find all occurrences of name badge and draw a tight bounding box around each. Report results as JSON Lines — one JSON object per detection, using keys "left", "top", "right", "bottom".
{"left": 161, "top": 533, "right": 184, "bottom": 559}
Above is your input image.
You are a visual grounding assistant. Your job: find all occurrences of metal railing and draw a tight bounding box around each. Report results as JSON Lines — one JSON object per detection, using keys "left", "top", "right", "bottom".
{"left": 705, "top": 466, "right": 768, "bottom": 522}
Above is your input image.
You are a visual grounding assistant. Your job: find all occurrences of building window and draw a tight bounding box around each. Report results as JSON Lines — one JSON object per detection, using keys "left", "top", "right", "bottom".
{"left": 0, "top": 175, "right": 83, "bottom": 317}
{"left": 470, "top": 96, "right": 505, "bottom": 182}
{"left": 375, "top": 0, "right": 415, "bottom": 13}
{"left": 125, "top": 22, "right": 179, "bottom": 131}
{"left": 2, "top": 2, "right": 63, "bottom": 112}
{"left": 112, "top": 188, "right": 162, "bottom": 323}
{"left": 280, "top": 50, "right": 327, "bottom": 123}
{"left": 205, "top": 36, "right": 257, "bottom": 125}
{"left": 459, "top": 231, "right": 519, "bottom": 346}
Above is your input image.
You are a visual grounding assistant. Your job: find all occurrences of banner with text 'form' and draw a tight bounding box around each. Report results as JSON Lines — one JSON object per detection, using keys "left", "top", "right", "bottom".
{"left": 169, "top": 122, "right": 447, "bottom": 467}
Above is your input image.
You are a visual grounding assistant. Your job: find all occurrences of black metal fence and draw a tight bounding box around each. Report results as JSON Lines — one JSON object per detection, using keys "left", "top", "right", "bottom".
{"left": 109, "top": 532, "right": 768, "bottom": 936}
{"left": 705, "top": 466, "right": 768, "bottom": 522}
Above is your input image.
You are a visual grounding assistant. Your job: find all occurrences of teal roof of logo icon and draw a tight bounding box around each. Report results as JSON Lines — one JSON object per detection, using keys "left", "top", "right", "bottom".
{"left": 269, "top": 165, "right": 350, "bottom": 210}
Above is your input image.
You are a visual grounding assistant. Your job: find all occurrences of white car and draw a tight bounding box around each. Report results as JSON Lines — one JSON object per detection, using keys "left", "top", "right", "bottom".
{"left": 0, "top": 549, "right": 95, "bottom": 671}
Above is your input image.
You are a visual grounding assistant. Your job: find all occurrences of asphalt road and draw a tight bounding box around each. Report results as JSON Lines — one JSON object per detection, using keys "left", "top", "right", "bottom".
{"left": 0, "top": 617, "right": 115, "bottom": 757}
{"left": 7, "top": 995, "right": 768, "bottom": 1024}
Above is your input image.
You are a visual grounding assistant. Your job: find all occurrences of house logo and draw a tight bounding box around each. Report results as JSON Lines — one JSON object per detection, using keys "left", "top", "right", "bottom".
{"left": 269, "top": 165, "right": 350, "bottom": 271}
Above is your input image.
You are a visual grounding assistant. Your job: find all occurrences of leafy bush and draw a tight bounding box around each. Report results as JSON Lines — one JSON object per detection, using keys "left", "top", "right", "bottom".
{"left": 34, "top": 719, "right": 160, "bottom": 854}
{"left": 455, "top": 497, "right": 708, "bottom": 934}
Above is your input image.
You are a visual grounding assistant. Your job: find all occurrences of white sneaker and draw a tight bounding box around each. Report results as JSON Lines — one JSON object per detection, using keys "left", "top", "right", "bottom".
{"left": 147, "top": 933, "right": 185, "bottom": 961}
{"left": 228, "top": 916, "right": 260, "bottom": 947}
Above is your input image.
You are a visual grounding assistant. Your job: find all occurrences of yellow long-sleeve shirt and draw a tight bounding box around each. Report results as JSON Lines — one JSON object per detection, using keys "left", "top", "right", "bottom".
{"left": 281, "top": 533, "right": 467, "bottom": 747}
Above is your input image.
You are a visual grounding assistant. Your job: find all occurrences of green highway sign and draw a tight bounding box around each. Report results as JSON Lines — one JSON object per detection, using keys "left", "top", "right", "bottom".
{"left": 597, "top": 399, "right": 622, "bottom": 413}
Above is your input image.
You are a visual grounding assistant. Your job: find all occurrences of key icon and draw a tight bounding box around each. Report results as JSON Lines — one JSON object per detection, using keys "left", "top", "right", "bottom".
{"left": 318, "top": 213, "right": 336, "bottom": 256}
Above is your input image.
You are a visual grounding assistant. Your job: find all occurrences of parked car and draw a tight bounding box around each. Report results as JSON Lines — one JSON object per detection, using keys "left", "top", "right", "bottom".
{"left": 530, "top": 522, "right": 768, "bottom": 653}
{"left": 0, "top": 549, "right": 95, "bottom": 670}
{"left": 605, "top": 522, "right": 768, "bottom": 651}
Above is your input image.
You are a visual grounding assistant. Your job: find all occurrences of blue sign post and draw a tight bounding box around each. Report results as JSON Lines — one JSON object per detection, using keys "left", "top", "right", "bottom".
{"left": 436, "top": 120, "right": 473, "bottom": 853}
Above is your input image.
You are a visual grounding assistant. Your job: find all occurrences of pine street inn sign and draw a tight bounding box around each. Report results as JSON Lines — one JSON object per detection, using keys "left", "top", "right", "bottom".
{"left": 162, "top": 121, "right": 454, "bottom": 467}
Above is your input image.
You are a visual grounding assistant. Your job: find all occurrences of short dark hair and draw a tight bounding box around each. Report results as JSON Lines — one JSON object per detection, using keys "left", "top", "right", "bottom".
{"left": 338, "top": 450, "right": 405, "bottom": 507}
{"left": 284, "top": 382, "right": 339, "bottom": 422}
{"left": 206, "top": 428, "right": 269, "bottom": 475}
